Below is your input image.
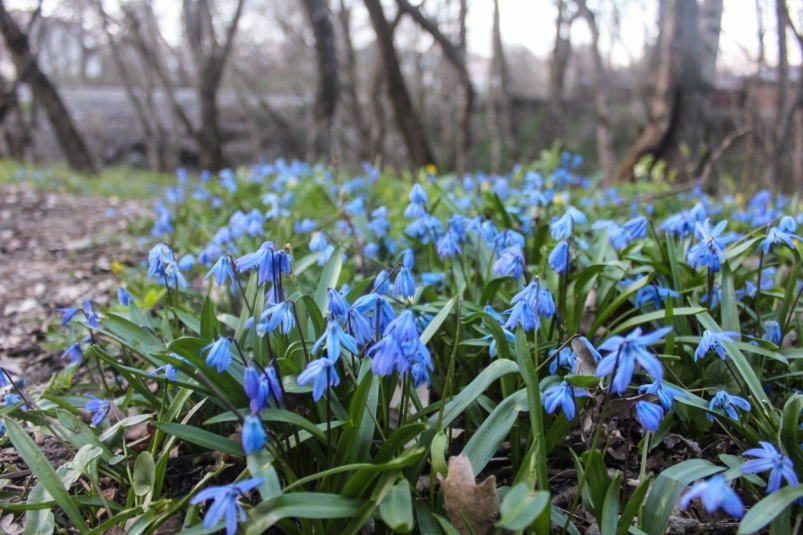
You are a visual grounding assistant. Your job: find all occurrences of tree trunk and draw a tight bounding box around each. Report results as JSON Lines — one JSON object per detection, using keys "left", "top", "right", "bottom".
{"left": 364, "top": 0, "right": 435, "bottom": 169}
{"left": 338, "top": 0, "right": 370, "bottom": 158}
{"left": 301, "top": 0, "right": 339, "bottom": 162}
{"left": 576, "top": 0, "right": 615, "bottom": 185}
{"left": 548, "top": 0, "right": 574, "bottom": 141}
{"left": 368, "top": 50, "right": 386, "bottom": 166}
{"left": 614, "top": 0, "right": 704, "bottom": 182}
{"left": 0, "top": 1, "right": 95, "bottom": 174}
{"left": 699, "top": 0, "right": 723, "bottom": 89}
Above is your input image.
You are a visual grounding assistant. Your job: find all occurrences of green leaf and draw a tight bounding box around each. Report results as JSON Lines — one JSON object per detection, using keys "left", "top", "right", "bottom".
{"left": 590, "top": 276, "right": 651, "bottom": 336}
{"left": 496, "top": 483, "right": 549, "bottom": 530}
{"left": 642, "top": 459, "right": 723, "bottom": 535}
{"left": 514, "top": 327, "right": 548, "bottom": 494}
{"left": 720, "top": 262, "right": 740, "bottom": 334}
{"left": 23, "top": 482, "right": 55, "bottom": 535}
{"left": 200, "top": 296, "right": 219, "bottom": 342}
{"left": 98, "top": 313, "right": 163, "bottom": 356}
{"left": 314, "top": 245, "right": 343, "bottom": 313}
{"left": 6, "top": 418, "right": 89, "bottom": 533}
{"left": 617, "top": 474, "right": 652, "bottom": 535}
{"left": 247, "top": 449, "right": 282, "bottom": 500}
{"left": 133, "top": 451, "right": 155, "bottom": 497}
{"left": 463, "top": 390, "right": 527, "bottom": 476}
{"left": 244, "top": 493, "right": 365, "bottom": 535}
{"left": 600, "top": 471, "right": 621, "bottom": 535}
{"left": 609, "top": 307, "right": 705, "bottom": 336}
{"left": 431, "top": 432, "right": 448, "bottom": 477}
{"left": 151, "top": 422, "right": 244, "bottom": 457}
{"left": 340, "top": 472, "right": 399, "bottom": 535}
{"left": 420, "top": 296, "right": 457, "bottom": 345}
{"left": 781, "top": 394, "right": 803, "bottom": 481}
{"left": 378, "top": 482, "right": 414, "bottom": 534}
{"left": 738, "top": 485, "right": 803, "bottom": 534}
{"left": 564, "top": 374, "right": 600, "bottom": 388}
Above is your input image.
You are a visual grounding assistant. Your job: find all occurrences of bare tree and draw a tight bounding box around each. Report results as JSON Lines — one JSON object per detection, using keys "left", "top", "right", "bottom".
{"left": 0, "top": 0, "right": 95, "bottom": 173}
{"left": 486, "top": 0, "right": 517, "bottom": 173}
{"left": 337, "top": 0, "right": 370, "bottom": 159}
{"left": 614, "top": 0, "right": 705, "bottom": 182}
{"left": 363, "top": 0, "right": 435, "bottom": 169}
{"left": 301, "top": 0, "right": 338, "bottom": 162}
{"left": 548, "top": 0, "right": 576, "bottom": 139}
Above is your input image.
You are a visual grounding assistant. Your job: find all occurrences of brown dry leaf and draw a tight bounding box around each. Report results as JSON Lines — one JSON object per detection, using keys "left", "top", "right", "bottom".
{"left": 580, "top": 287, "right": 597, "bottom": 335}
{"left": 606, "top": 393, "right": 657, "bottom": 420}
{"left": 437, "top": 454, "right": 500, "bottom": 535}
{"left": 571, "top": 336, "right": 597, "bottom": 376}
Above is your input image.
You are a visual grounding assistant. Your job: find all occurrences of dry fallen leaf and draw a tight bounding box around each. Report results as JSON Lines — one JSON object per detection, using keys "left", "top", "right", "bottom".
{"left": 571, "top": 336, "right": 597, "bottom": 376}
{"left": 437, "top": 454, "right": 500, "bottom": 535}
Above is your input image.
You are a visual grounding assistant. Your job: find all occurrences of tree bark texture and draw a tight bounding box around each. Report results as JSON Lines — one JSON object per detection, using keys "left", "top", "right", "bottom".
{"left": 0, "top": 0, "right": 95, "bottom": 174}
{"left": 364, "top": 0, "right": 435, "bottom": 169}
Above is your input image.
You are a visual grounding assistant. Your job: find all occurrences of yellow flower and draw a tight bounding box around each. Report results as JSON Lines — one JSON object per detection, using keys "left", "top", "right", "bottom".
{"left": 735, "top": 193, "right": 744, "bottom": 206}
{"left": 425, "top": 164, "right": 437, "bottom": 175}
{"left": 553, "top": 192, "right": 564, "bottom": 205}
{"left": 111, "top": 261, "right": 123, "bottom": 274}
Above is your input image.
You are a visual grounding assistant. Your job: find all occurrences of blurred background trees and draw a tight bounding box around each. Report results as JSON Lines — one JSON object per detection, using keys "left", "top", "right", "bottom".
{"left": 0, "top": 0, "right": 800, "bottom": 191}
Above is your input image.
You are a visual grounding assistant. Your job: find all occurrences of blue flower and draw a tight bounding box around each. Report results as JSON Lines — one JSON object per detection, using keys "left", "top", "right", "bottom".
{"left": 297, "top": 358, "right": 340, "bottom": 401}
{"left": 700, "top": 286, "right": 721, "bottom": 309}
{"left": 353, "top": 293, "right": 396, "bottom": 333}
{"left": 117, "top": 287, "right": 133, "bottom": 307}
{"left": 542, "top": 381, "right": 588, "bottom": 420}
{"left": 400, "top": 248, "right": 415, "bottom": 270}
{"left": 635, "top": 401, "right": 664, "bottom": 431}
{"left": 309, "top": 232, "right": 328, "bottom": 252}
{"left": 436, "top": 232, "right": 462, "bottom": 259}
{"left": 638, "top": 380, "right": 687, "bottom": 409}
{"left": 493, "top": 246, "right": 525, "bottom": 280}
{"left": 765, "top": 320, "right": 782, "bottom": 345}
{"left": 550, "top": 207, "right": 587, "bottom": 240}
{"left": 394, "top": 267, "right": 416, "bottom": 300}
{"left": 549, "top": 347, "right": 576, "bottom": 374}
{"left": 242, "top": 415, "right": 266, "bottom": 455}
{"left": 707, "top": 390, "right": 750, "bottom": 421}
{"left": 596, "top": 327, "right": 672, "bottom": 394}
{"left": 409, "top": 184, "right": 428, "bottom": 204}
{"left": 147, "top": 243, "right": 187, "bottom": 289}
{"left": 83, "top": 298, "right": 99, "bottom": 329}
{"left": 347, "top": 308, "right": 374, "bottom": 345}
{"left": 695, "top": 330, "right": 740, "bottom": 361}
{"left": 327, "top": 289, "right": 350, "bottom": 320}
{"left": 235, "top": 242, "right": 292, "bottom": 286}
{"left": 205, "top": 256, "right": 236, "bottom": 285}
{"left": 373, "top": 270, "right": 391, "bottom": 295}
{"left": 312, "top": 321, "right": 359, "bottom": 363}
{"left": 61, "top": 342, "right": 83, "bottom": 365}
{"left": 150, "top": 363, "right": 178, "bottom": 381}
{"left": 244, "top": 364, "right": 282, "bottom": 413}
{"left": 634, "top": 283, "right": 679, "bottom": 309}
{"left": 483, "top": 303, "right": 504, "bottom": 324}
{"left": 548, "top": 241, "right": 570, "bottom": 274}
{"left": 779, "top": 216, "right": 798, "bottom": 233}
{"left": 202, "top": 338, "right": 233, "bottom": 373}
{"left": 84, "top": 395, "right": 110, "bottom": 426}
{"left": 680, "top": 474, "right": 744, "bottom": 518}
{"left": 742, "top": 442, "right": 799, "bottom": 493}
{"left": 510, "top": 279, "right": 555, "bottom": 318}
{"left": 189, "top": 478, "right": 264, "bottom": 535}
{"left": 264, "top": 301, "right": 296, "bottom": 335}
{"left": 686, "top": 219, "right": 727, "bottom": 272}
{"left": 760, "top": 226, "right": 801, "bottom": 254}
{"left": 623, "top": 216, "right": 648, "bottom": 239}
{"left": 504, "top": 301, "right": 538, "bottom": 332}
{"left": 57, "top": 307, "right": 79, "bottom": 325}
{"left": 177, "top": 254, "right": 195, "bottom": 272}
{"left": 368, "top": 310, "right": 432, "bottom": 384}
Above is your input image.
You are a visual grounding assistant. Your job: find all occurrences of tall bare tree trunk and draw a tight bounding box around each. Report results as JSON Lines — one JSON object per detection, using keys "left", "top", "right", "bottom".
{"left": 364, "top": 0, "right": 435, "bottom": 169}
{"left": 338, "top": 0, "right": 369, "bottom": 159}
{"left": 548, "top": 0, "right": 574, "bottom": 141}
{"left": 368, "top": 51, "right": 386, "bottom": 166}
{"left": 301, "top": 0, "right": 339, "bottom": 162}
{"left": 487, "top": 0, "right": 517, "bottom": 172}
{"left": 576, "top": 0, "right": 615, "bottom": 185}
{"left": 614, "top": 0, "right": 704, "bottom": 182}
{"left": 0, "top": 1, "right": 95, "bottom": 174}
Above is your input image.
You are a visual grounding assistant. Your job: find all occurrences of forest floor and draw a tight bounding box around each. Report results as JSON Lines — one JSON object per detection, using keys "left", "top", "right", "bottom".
{"left": 0, "top": 185, "right": 147, "bottom": 386}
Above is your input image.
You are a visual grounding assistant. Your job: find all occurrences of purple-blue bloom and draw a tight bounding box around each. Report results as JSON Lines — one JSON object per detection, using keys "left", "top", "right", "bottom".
{"left": 686, "top": 219, "right": 727, "bottom": 273}
{"left": 596, "top": 326, "right": 672, "bottom": 394}
{"left": 189, "top": 478, "right": 264, "bottom": 535}
{"left": 84, "top": 395, "right": 110, "bottom": 426}
{"left": 117, "top": 287, "right": 133, "bottom": 307}
{"left": 742, "top": 442, "right": 799, "bottom": 493}
{"left": 205, "top": 256, "right": 236, "bottom": 286}
{"left": 202, "top": 338, "right": 233, "bottom": 373}
{"left": 548, "top": 241, "right": 570, "bottom": 274}
{"left": 394, "top": 267, "right": 416, "bottom": 300}
{"left": 436, "top": 232, "right": 462, "bottom": 259}
{"left": 83, "top": 298, "right": 99, "bottom": 329}
{"left": 242, "top": 415, "right": 266, "bottom": 455}
{"left": 61, "top": 342, "right": 83, "bottom": 365}
{"left": 635, "top": 401, "right": 664, "bottom": 431}
{"left": 759, "top": 226, "right": 801, "bottom": 254}
{"left": 312, "top": 320, "right": 359, "bottom": 363}
{"left": 56, "top": 307, "right": 79, "bottom": 325}
{"left": 707, "top": 390, "right": 750, "bottom": 421}
{"left": 680, "top": 474, "right": 744, "bottom": 518}
{"left": 542, "top": 381, "right": 588, "bottom": 420}
{"left": 297, "top": 358, "right": 340, "bottom": 401}
{"left": 327, "top": 289, "right": 350, "bottom": 320}
{"left": 695, "top": 330, "right": 741, "bottom": 361}
{"left": 368, "top": 310, "right": 432, "bottom": 385}
{"left": 638, "top": 380, "right": 687, "bottom": 409}
{"left": 493, "top": 246, "right": 525, "bottom": 280}
{"left": 765, "top": 320, "right": 782, "bottom": 345}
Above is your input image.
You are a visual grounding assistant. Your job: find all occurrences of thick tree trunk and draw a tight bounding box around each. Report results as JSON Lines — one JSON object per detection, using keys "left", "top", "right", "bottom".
{"left": 614, "top": 0, "right": 704, "bottom": 182}
{"left": 364, "top": 0, "right": 435, "bottom": 169}
{"left": 699, "top": 0, "right": 724, "bottom": 89}
{"left": 338, "top": 0, "right": 369, "bottom": 158}
{"left": 0, "top": 1, "right": 95, "bottom": 174}
{"left": 548, "top": 0, "right": 574, "bottom": 141}
{"left": 301, "top": 0, "right": 339, "bottom": 162}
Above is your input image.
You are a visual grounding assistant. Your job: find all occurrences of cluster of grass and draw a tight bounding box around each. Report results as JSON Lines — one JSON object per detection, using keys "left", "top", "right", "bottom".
{"left": 1, "top": 151, "right": 803, "bottom": 535}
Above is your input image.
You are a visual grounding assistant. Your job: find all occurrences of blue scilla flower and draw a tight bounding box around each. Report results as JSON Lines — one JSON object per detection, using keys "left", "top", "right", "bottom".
{"left": 400, "top": 248, "right": 415, "bottom": 270}
{"left": 235, "top": 242, "right": 292, "bottom": 286}
{"left": 623, "top": 216, "right": 648, "bottom": 239}
{"left": 483, "top": 303, "right": 504, "bottom": 324}
{"left": 707, "top": 390, "right": 750, "bottom": 421}
{"left": 242, "top": 415, "right": 266, "bottom": 455}
{"left": 189, "top": 478, "right": 264, "bottom": 535}
{"left": 409, "top": 183, "right": 428, "bottom": 204}
{"left": 57, "top": 307, "right": 79, "bottom": 325}
{"left": 680, "top": 474, "right": 744, "bottom": 519}
{"left": 436, "top": 232, "right": 462, "bottom": 259}
{"left": 596, "top": 326, "right": 672, "bottom": 394}
{"left": 760, "top": 226, "right": 801, "bottom": 254}
{"left": 765, "top": 320, "right": 782, "bottom": 345}
{"left": 700, "top": 286, "right": 721, "bottom": 309}
{"left": 264, "top": 301, "right": 296, "bottom": 335}
{"left": 373, "top": 270, "right": 391, "bottom": 295}
{"left": 297, "top": 358, "right": 340, "bottom": 401}
{"left": 638, "top": 380, "right": 687, "bottom": 410}
{"left": 548, "top": 241, "right": 570, "bottom": 274}
{"left": 353, "top": 292, "right": 396, "bottom": 333}
{"left": 741, "top": 442, "right": 799, "bottom": 493}
{"left": 493, "top": 229, "right": 526, "bottom": 250}
{"left": 368, "top": 217, "right": 391, "bottom": 239}
{"left": 449, "top": 215, "right": 468, "bottom": 240}
{"left": 504, "top": 301, "right": 538, "bottom": 332}
{"left": 635, "top": 401, "right": 664, "bottom": 431}
{"left": 686, "top": 219, "right": 728, "bottom": 272}
{"left": 779, "top": 215, "right": 798, "bottom": 233}
{"left": 318, "top": 245, "right": 335, "bottom": 266}
{"left": 312, "top": 321, "right": 359, "bottom": 363}
{"left": 347, "top": 308, "right": 374, "bottom": 345}
{"left": 549, "top": 347, "right": 576, "bottom": 374}
{"left": 198, "top": 243, "right": 223, "bottom": 267}
{"left": 118, "top": 287, "right": 133, "bottom": 307}
{"left": 244, "top": 364, "right": 282, "bottom": 414}
{"left": 150, "top": 363, "right": 178, "bottom": 381}
{"left": 147, "top": 243, "right": 187, "bottom": 289}
{"left": 309, "top": 232, "right": 328, "bottom": 252}
{"left": 205, "top": 256, "right": 236, "bottom": 286}
{"left": 510, "top": 279, "right": 556, "bottom": 319}
{"left": 368, "top": 310, "right": 432, "bottom": 380}
{"left": 695, "top": 330, "right": 740, "bottom": 361}
{"left": 202, "top": 338, "right": 232, "bottom": 373}
{"left": 543, "top": 381, "right": 588, "bottom": 420}
{"left": 404, "top": 202, "right": 427, "bottom": 220}
{"left": 421, "top": 272, "right": 445, "bottom": 287}
{"left": 327, "top": 289, "right": 350, "bottom": 320}
{"left": 484, "top": 329, "right": 515, "bottom": 357}
{"left": 84, "top": 395, "right": 110, "bottom": 426}
{"left": 494, "top": 246, "right": 525, "bottom": 280}
{"left": 83, "top": 298, "right": 99, "bottom": 329}
{"left": 61, "top": 342, "right": 83, "bottom": 365}
{"left": 295, "top": 218, "right": 317, "bottom": 234}
{"left": 550, "top": 207, "right": 587, "bottom": 240}
{"left": 394, "top": 267, "right": 416, "bottom": 300}
{"left": 635, "top": 284, "right": 679, "bottom": 309}
{"left": 177, "top": 254, "right": 195, "bottom": 273}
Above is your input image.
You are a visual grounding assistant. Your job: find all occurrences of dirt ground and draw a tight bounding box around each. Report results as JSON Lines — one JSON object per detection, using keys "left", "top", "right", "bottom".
{"left": 0, "top": 185, "right": 147, "bottom": 385}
